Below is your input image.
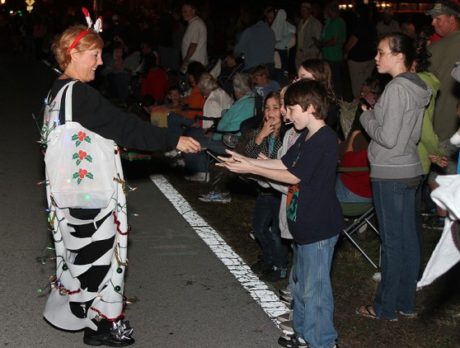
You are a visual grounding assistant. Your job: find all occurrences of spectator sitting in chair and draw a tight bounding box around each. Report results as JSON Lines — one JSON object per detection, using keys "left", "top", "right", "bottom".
{"left": 182, "top": 61, "right": 206, "bottom": 120}
{"left": 336, "top": 112, "right": 372, "bottom": 204}
{"left": 197, "top": 73, "right": 234, "bottom": 130}
{"left": 165, "top": 73, "right": 233, "bottom": 149}
{"left": 180, "top": 72, "right": 256, "bottom": 182}
{"left": 150, "top": 85, "right": 184, "bottom": 128}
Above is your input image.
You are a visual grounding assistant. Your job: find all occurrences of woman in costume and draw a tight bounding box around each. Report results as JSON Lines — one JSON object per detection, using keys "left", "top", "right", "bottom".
{"left": 41, "top": 11, "right": 200, "bottom": 347}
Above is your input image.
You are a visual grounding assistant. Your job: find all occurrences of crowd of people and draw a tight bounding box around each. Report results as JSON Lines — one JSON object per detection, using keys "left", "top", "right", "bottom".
{"left": 26, "top": 0, "right": 460, "bottom": 346}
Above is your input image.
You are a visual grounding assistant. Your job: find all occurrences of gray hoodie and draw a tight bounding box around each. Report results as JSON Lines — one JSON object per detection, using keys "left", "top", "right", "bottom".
{"left": 360, "top": 72, "right": 431, "bottom": 179}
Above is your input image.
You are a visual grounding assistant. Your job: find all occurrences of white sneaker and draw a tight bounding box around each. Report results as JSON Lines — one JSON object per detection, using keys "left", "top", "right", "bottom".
{"left": 276, "top": 311, "right": 292, "bottom": 323}
{"left": 171, "top": 158, "right": 185, "bottom": 168}
{"left": 279, "top": 320, "right": 294, "bottom": 334}
{"left": 184, "top": 172, "right": 210, "bottom": 183}
{"left": 198, "top": 191, "right": 231, "bottom": 203}
{"left": 372, "top": 272, "right": 381, "bottom": 282}
{"left": 164, "top": 149, "right": 179, "bottom": 158}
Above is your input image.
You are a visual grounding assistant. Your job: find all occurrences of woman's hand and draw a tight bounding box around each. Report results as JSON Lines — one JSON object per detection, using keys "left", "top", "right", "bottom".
{"left": 176, "top": 136, "right": 201, "bottom": 153}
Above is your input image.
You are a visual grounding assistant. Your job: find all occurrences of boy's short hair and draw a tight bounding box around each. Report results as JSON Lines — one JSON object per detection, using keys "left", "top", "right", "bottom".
{"left": 251, "top": 65, "right": 269, "bottom": 77}
{"left": 284, "top": 79, "right": 329, "bottom": 120}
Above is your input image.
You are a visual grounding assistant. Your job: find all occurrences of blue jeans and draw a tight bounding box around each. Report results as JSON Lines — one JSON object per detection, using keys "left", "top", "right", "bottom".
{"left": 372, "top": 180, "right": 420, "bottom": 319}
{"left": 293, "top": 235, "right": 338, "bottom": 348}
{"left": 252, "top": 193, "right": 288, "bottom": 269}
{"left": 335, "top": 176, "right": 372, "bottom": 203}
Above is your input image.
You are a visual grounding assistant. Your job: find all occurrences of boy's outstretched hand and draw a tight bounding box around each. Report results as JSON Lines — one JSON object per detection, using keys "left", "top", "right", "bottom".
{"left": 217, "top": 150, "right": 253, "bottom": 174}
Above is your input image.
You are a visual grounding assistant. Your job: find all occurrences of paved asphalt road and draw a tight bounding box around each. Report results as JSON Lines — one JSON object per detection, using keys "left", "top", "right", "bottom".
{"left": 0, "top": 54, "right": 281, "bottom": 347}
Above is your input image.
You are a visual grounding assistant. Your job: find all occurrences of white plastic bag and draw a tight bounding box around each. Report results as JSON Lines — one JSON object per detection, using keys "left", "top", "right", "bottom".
{"left": 43, "top": 81, "right": 117, "bottom": 209}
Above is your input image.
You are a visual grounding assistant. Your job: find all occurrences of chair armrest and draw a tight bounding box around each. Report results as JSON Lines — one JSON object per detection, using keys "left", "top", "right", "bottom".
{"left": 337, "top": 166, "right": 369, "bottom": 173}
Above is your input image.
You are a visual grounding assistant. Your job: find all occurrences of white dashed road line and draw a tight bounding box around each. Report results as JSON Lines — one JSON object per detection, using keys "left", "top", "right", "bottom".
{"left": 150, "top": 175, "right": 289, "bottom": 325}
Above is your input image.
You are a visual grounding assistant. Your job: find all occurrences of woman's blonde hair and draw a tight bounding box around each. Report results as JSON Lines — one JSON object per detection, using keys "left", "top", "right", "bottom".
{"left": 52, "top": 25, "right": 104, "bottom": 70}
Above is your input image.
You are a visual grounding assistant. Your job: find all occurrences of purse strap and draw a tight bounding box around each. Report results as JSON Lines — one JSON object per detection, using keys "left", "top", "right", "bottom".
{"left": 64, "top": 80, "right": 78, "bottom": 123}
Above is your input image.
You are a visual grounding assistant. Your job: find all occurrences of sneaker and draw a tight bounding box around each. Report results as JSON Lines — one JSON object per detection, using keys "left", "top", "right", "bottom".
{"left": 422, "top": 216, "right": 445, "bottom": 230}
{"left": 276, "top": 311, "right": 292, "bottom": 323}
{"left": 250, "top": 260, "right": 272, "bottom": 275}
{"left": 260, "top": 266, "right": 288, "bottom": 282}
{"left": 170, "top": 158, "right": 185, "bottom": 168}
{"left": 164, "top": 149, "right": 179, "bottom": 158}
{"left": 222, "top": 134, "right": 240, "bottom": 149}
{"left": 184, "top": 172, "right": 210, "bottom": 183}
{"left": 198, "top": 191, "right": 231, "bottom": 203}
{"left": 372, "top": 272, "right": 381, "bottom": 282}
{"left": 398, "top": 310, "right": 418, "bottom": 319}
{"left": 279, "top": 293, "right": 293, "bottom": 307}
{"left": 278, "top": 334, "right": 310, "bottom": 348}
{"left": 279, "top": 320, "right": 294, "bottom": 334}
{"left": 83, "top": 320, "right": 135, "bottom": 346}
{"left": 279, "top": 288, "right": 291, "bottom": 298}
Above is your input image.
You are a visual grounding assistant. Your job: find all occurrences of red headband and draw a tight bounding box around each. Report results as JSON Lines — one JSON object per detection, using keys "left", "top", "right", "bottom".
{"left": 67, "top": 30, "right": 90, "bottom": 53}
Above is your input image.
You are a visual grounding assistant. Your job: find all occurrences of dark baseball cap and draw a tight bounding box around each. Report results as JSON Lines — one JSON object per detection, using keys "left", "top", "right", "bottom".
{"left": 426, "top": 1, "right": 460, "bottom": 17}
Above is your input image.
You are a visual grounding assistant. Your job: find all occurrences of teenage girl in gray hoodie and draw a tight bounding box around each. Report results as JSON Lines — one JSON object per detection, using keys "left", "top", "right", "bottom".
{"left": 357, "top": 33, "right": 431, "bottom": 321}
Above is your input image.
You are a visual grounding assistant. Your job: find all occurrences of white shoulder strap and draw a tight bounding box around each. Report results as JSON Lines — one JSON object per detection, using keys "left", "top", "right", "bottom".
{"left": 64, "top": 80, "right": 78, "bottom": 122}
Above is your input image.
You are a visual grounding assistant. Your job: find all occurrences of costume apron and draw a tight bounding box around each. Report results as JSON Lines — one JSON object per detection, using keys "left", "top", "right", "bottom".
{"left": 42, "top": 82, "right": 129, "bottom": 331}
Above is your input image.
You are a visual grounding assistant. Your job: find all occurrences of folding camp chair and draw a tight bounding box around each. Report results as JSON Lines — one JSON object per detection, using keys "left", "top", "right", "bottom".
{"left": 341, "top": 202, "right": 380, "bottom": 269}
{"left": 338, "top": 166, "right": 381, "bottom": 269}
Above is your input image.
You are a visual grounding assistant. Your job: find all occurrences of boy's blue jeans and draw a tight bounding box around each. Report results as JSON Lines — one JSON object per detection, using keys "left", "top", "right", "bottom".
{"left": 372, "top": 180, "right": 420, "bottom": 319}
{"left": 293, "top": 234, "right": 338, "bottom": 348}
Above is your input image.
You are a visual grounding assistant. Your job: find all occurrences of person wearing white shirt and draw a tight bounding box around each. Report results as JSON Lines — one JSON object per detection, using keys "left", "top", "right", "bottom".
{"left": 198, "top": 73, "right": 234, "bottom": 130}
{"left": 181, "top": 1, "right": 208, "bottom": 71}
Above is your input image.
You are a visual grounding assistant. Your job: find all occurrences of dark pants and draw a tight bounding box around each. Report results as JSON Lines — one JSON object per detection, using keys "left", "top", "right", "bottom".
{"left": 252, "top": 192, "right": 288, "bottom": 269}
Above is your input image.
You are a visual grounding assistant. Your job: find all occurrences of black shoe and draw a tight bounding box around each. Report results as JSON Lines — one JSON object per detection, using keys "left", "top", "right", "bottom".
{"left": 260, "top": 266, "right": 288, "bottom": 282}
{"left": 83, "top": 320, "right": 135, "bottom": 347}
{"left": 250, "top": 260, "right": 272, "bottom": 275}
{"left": 278, "top": 333, "right": 310, "bottom": 348}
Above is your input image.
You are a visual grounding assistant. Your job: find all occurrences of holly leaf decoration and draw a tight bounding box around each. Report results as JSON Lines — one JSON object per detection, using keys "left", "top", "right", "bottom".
{"left": 72, "top": 153, "right": 78, "bottom": 159}
{"left": 72, "top": 172, "right": 79, "bottom": 179}
{"left": 86, "top": 155, "right": 93, "bottom": 162}
{"left": 85, "top": 136, "right": 91, "bottom": 143}
{"left": 72, "top": 134, "right": 78, "bottom": 141}
{"left": 86, "top": 173, "right": 94, "bottom": 179}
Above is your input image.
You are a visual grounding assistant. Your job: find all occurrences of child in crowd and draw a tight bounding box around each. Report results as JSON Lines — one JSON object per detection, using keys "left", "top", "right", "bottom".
{"left": 296, "top": 59, "right": 340, "bottom": 136}
{"left": 244, "top": 92, "right": 289, "bottom": 282}
{"left": 150, "top": 86, "right": 183, "bottom": 128}
{"left": 219, "top": 79, "right": 342, "bottom": 348}
{"left": 336, "top": 77, "right": 383, "bottom": 204}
